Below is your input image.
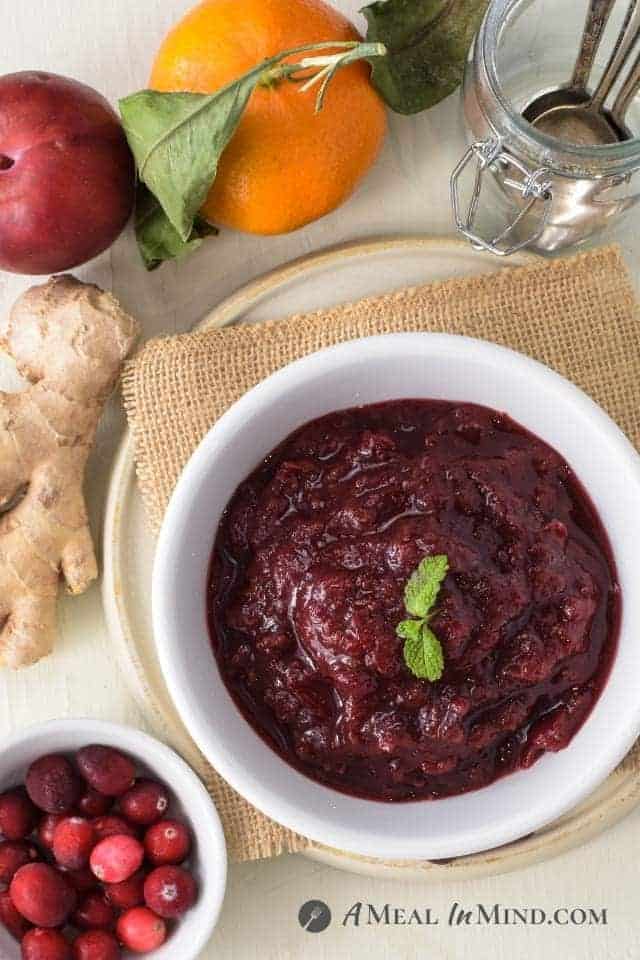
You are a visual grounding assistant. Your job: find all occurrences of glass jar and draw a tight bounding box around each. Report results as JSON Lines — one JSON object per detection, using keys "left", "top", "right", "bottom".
{"left": 451, "top": 0, "right": 640, "bottom": 255}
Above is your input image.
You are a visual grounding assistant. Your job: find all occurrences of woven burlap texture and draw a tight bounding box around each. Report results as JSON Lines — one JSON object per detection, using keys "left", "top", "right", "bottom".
{"left": 122, "top": 243, "right": 640, "bottom": 863}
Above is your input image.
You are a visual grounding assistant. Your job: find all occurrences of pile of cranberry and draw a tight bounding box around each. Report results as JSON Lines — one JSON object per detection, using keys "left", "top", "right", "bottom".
{"left": 0, "top": 745, "right": 198, "bottom": 959}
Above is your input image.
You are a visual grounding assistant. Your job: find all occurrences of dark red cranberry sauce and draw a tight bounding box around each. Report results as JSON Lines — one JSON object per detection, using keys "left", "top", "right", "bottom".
{"left": 207, "top": 401, "right": 620, "bottom": 802}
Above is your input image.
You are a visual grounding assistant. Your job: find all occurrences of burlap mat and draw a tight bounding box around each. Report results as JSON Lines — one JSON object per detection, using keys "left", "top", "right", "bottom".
{"left": 122, "top": 243, "right": 640, "bottom": 862}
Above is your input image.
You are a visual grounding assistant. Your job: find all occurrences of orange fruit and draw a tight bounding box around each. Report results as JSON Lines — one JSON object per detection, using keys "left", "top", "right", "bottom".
{"left": 150, "top": 0, "right": 387, "bottom": 235}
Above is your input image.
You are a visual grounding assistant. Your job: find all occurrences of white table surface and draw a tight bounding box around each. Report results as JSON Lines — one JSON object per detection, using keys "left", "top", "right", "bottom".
{"left": 2, "top": 1, "right": 639, "bottom": 958}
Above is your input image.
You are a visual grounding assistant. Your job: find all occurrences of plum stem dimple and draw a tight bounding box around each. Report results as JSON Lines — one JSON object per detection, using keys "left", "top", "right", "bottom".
{"left": 0, "top": 155, "right": 14, "bottom": 171}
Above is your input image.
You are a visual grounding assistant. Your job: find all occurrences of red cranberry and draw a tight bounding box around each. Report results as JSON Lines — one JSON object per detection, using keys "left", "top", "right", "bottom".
{"left": 76, "top": 748, "right": 135, "bottom": 798}
{"left": 116, "top": 907, "right": 166, "bottom": 953}
{"left": 21, "top": 928, "right": 72, "bottom": 960}
{"left": 119, "top": 780, "right": 169, "bottom": 827}
{"left": 0, "top": 840, "right": 39, "bottom": 886}
{"left": 89, "top": 836, "right": 144, "bottom": 884}
{"left": 77, "top": 789, "right": 111, "bottom": 820}
{"left": 103, "top": 871, "right": 144, "bottom": 911}
{"left": 0, "top": 888, "right": 30, "bottom": 940}
{"left": 143, "top": 865, "right": 196, "bottom": 918}
{"left": 52, "top": 818, "right": 96, "bottom": 871}
{"left": 144, "top": 819, "right": 191, "bottom": 866}
{"left": 26, "top": 757, "right": 80, "bottom": 814}
{"left": 61, "top": 868, "right": 98, "bottom": 894}
{"left": 9, "top": 863, "right": 76, "bottom": 927}
{"left": 37, "top": 815, "right": 64, "bottom": 853}
{"left": 0, "top": 789, "right": 38, "bottom": 840}
{"left": 72, "top": 930, "right": 121, "bottom": 960}
{"left": 91, "top": 817, "right": 137, "bottom": 842}
{"left": 72, "top": 892, "right": 115, "bottom": 931}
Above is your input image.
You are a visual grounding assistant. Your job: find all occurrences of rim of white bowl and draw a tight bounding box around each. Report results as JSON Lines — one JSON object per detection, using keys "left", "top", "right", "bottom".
{"left": 0, "top": 718, "right": 227, "bottom": 959}
{"left": 153, "top": 332, "right": 640, "bottom": 860}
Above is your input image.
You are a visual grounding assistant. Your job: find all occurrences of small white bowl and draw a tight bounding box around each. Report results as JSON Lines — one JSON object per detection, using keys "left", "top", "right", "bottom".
{"left": 153, "top": 333, "right": 640, "bottom": 861}
{"left": 0, "top": 718, "right": 226, "bottom": 959}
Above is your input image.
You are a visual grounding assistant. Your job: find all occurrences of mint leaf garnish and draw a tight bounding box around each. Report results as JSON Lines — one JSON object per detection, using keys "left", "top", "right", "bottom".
{"left": 403, "top": 623, "right": 445, "bottom": 682}
{"left": 404, "top": 554, "right": 449, "bottom": 618}
{"left": 398, "top": 554, "right": 449, "bottom": 681}
{"left": 396, "top": 619, "right": 423, "bottom": 644}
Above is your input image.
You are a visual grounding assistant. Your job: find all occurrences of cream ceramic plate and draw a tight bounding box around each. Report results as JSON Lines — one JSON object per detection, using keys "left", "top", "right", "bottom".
{"left": 103, "top": 236, "right": 640, "bottom": 880}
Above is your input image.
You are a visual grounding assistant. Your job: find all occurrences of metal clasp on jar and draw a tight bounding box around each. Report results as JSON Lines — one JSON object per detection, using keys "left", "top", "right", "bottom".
{"left": 451, "top": 137, "right": 553, "bottom": 256}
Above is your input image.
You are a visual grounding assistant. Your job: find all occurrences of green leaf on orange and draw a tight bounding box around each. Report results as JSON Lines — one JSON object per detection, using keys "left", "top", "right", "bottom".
{"left": 120, "top": 78, "right": 261, "bottom": 244}
{"left": 135, "top": 184, "right": 218, "bottom": 271}
{"left": 362, "top": 0, "right": 490, "bottom": 114}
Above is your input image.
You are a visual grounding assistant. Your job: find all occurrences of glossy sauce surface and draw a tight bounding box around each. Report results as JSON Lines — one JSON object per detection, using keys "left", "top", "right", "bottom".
{"left": 208, "top": 401, "right": 620, "bottom": 801}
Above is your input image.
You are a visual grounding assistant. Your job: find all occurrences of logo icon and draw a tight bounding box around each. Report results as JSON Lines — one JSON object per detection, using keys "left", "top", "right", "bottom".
{"left": 298, "top": 900, "right": 332, "bottom": 933}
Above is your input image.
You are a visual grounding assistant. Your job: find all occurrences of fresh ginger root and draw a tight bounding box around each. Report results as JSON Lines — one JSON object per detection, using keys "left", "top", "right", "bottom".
{"left": 0, "top": 275, "right": 139, "bottom": 668}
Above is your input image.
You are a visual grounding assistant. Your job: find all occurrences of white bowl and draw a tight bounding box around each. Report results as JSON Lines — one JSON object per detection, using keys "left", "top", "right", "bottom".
{"left": 153, "top": 333, "right": 640, "bottom": 861}
{"left": 0, "top": 718, "right": 226, "bottom": 959}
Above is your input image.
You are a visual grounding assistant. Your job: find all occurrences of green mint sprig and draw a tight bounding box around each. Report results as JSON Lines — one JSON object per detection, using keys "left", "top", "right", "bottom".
{"left": 397, "top": 555, "right": 448, "bottom": 682}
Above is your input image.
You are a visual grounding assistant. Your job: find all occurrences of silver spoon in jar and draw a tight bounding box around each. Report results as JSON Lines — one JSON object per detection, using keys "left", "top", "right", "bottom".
{"left": 523, "top": 0, "right": 640, "bottom": 145}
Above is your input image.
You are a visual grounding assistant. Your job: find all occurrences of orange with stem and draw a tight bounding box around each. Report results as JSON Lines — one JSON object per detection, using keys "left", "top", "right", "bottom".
{"left": 150, "top": 0, "right": 388, "bottom": 235}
